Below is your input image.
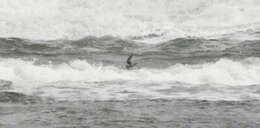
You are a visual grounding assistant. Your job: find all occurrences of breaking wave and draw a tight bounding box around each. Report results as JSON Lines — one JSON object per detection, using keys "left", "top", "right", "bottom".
{"left": 0, "top": 57, "right": 260, "bottom": 86}
{"left": 1, "top": 0, "right": 260, "bottom": 43}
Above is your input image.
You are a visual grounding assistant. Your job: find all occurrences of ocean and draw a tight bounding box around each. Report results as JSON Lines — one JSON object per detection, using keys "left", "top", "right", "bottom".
{"left": 0, "top": 0, "right": 260, "bottom": 127}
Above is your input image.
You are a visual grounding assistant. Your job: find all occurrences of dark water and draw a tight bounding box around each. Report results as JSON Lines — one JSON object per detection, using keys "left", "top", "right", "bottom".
{"left": 1, "top": 37, "right": 260, "bottom": 67}
{"left": 0, "top": 96, "right": 260, "bottom": 128}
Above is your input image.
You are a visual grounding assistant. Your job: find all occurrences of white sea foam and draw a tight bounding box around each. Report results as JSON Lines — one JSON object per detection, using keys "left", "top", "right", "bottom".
{"left": 1, "top": 58, "right": 260, "bottom": 101}
{"left": 0, "top": 57, "right": 260, "bottom": 86}
{"left": 0, "top": 0, "right": 260, "bottom": 43}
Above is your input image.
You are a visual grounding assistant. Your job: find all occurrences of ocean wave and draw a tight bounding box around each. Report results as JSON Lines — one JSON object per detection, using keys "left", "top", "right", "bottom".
{"left": 0, "top": 57, "right": 260, "bottom": 86}
{"left": 1, "top": 37, "right": 259, "bottom": 62}
{"left": 0, "top": 0, "right": 260, "bottom": 43}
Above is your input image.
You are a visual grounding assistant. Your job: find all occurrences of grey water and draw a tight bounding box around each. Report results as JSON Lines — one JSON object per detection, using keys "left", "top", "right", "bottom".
{"left": 1, "top": 0, "right": 260, "bottom": 127}
{"left": 1, "top": 97, "right": 260, "bottom": 128}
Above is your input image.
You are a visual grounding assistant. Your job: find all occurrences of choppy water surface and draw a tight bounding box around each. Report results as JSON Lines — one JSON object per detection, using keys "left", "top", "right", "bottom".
{"left": 1, "top": 99, "right": 260, "bottom": 128}
{"left": 1, "top": 0, "right": 260, "bottom": 127}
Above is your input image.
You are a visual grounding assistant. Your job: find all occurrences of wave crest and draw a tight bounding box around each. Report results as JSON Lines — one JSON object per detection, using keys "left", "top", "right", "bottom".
{"left": 0, "top": 58, "right": 260, "bottom": 85}
{"left": 1, "top": 0, "right": 260, "bottom": 43}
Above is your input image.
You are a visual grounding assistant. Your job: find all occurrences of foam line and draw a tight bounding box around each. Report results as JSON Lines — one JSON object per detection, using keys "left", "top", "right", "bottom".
{"left": 0, "top": 58, "right": 259, "bottom": 85}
